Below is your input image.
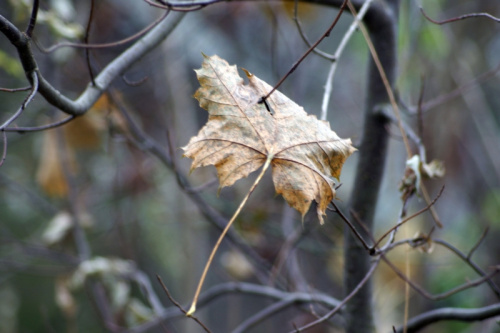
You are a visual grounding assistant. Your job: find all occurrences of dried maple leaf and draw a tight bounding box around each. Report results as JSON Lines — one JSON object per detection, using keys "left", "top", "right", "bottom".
{"left": 183, "top": 54, "right": 356, "bottom": 224}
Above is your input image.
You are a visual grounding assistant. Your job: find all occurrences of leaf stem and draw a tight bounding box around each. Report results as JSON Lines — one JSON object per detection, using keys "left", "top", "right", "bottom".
{"left": 187, "top": 155, "right": 273, "bottom": 316}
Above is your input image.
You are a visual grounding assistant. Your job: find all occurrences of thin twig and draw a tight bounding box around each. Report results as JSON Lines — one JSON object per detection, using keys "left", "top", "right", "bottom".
{"left": 121, "top": 74, "right": 149, "bottom": 87}
{"left": 123, "top": 281, "right": 341, "bottom": 333}
{"left": 268, "top": 205, "right": 309, "bottom": 289}
{"left": 373, "top": 186, "right": 444, "bottom": 251}
{"left": 131, "top": 271, "right": 164, "bottom": 315}
{"left": 467, "top": 226, "right": 489, "bottom": 260}
{"left": 232, "top": 298, "right": 296, "bottom": 333}
{"left": 84, "top": 0, "right": 96, "bottom": 85}
{"left": 0, "top": 131, "right": 7, "bottom": 167}
{"left": 1, "top": 10, "right": 184, "bottom": 116}
{"left": 156, "top": 275, "right": 212, "bottom": 333}
{"left": 320, "top": 0, "right": 374, "bottom": 120}
{"left": 0, "top": 71, "right": 39, "bottom": 130}
{"left": 433, "top": 237, "right": 500, "bottom": 299}
{"left": 25, "top": 0, "right": 39, "bottom": 37}
{"left": 144, "top": 0, "right": 205, "bottom": 11}
{"left": 381, "top": 255, "right": 500, "bottom": 301}
{"left": 38, "top": 11, "right": 170, "bottom": 53}
{"left": 329, "top": 201, "right": 371, "bottom": 251}
{"left": 404, "top": 61, "right": 500, "bottom": 114}
{"left": 258, "top": 0, "right": 349, "bottom": 104}
{"left": 292, "top": 0, "right": 335, "bottom": 61}
{"left": 4, "top": 115, "right": 76, "bottom": 133}
{"left": 420, "top": 6, "right": 500, "bottom": 25}
{"left": 151, "top": 0, "right": 218, "bottom": 10}
{"left": 290, "top": 258, "right": 380, "bottom": 332}
{"left": 348, "top": 1, "right": 412, "bottom": 158}
{"left": 394, "top": 302, "right": 500, "bottom": 333}
{"left": 0, "top": 86, "right": 31, "bottom": 92}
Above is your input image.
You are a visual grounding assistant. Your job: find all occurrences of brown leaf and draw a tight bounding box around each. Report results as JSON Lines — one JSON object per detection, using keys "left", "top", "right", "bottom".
{"left": 36, "top": 129, "right": 76, "bottom": 197}
{"left": 183, "top": 54, "right": 356, "bottom": 223}
{"left": 64, "top": 93, "right": 127, "bottom": 149}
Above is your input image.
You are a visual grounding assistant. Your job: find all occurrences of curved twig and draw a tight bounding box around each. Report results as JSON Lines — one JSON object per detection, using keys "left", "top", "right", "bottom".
{"left": 4, "top": 115, "right": 76, "bottom": 133}
{"left": 434, "top": 237, "right": 500, "bottom": 299}
{"left": 156, "top": 275, "right": 212, "bottom": 333}
{"left": 329, "top": 201, "right": 372, "bottom": 251}
{"left": 373, "top": 186, "right": 444, "bottom": 251}
{"left": 84, "top": 0, "right": 96, "bottom": 85}
{"left": 0, "top": 11, "right": 183, "bottom": 116}
{"left": 259, "top": 0, "right": 348, "bottom": 104}
{"left": 394, "top": 302, "right": 500, "bottom": 333}
{"left": 420, "top": 6, "right": 500, "bottom": 25}
{"left": 320, "top": 0, "right": 374, "bottom": 120}
{"left": 292, "top": 0, "right": 335, "bottom": 61}
{"left": 290, "top": 258, "right": 380, "bottom": 332}
{"left": 38, "top": 11, "right": 170, "bottom": 53}
{"left": 467, "top": 227, "right": 489, "bottom": 260}
{"left": 25, "top": 0, "right": 39, "bottom": 37}
{"left": 0, "top": 86, "right": 32, "bottom": 92}
{"left": 381, "top": 254, "right": 500, "bottom": 301}
{"left": 0, "top": 71, "right": 39, "bottom": 130}
{"left": 122, "top": 281, "right": 341, "bottom": 333}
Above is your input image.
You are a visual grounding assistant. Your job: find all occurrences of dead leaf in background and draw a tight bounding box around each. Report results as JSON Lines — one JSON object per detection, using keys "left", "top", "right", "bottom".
{"left": 36, "top": 129, "right": 75, "bottom": 197}
{"left": 36, "top": 94, "right": 127, "bottom": 197}
{"left": 183, "top": 54, "right": 355, "bottom": 223}
{"left": 64, "top": 93, "right": 126, "bottom": 149}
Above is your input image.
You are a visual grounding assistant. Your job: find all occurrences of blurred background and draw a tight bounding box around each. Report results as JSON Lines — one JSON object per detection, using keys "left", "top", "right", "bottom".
{"left": 0, "top": 0, "right": 499, "bottom": 332}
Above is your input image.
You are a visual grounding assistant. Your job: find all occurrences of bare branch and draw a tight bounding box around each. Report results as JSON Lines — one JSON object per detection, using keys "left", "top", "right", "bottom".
{"left": 4, "top": 115, "right": 76, "bottom": 133}
{"left": 373, "top": 186, "right": 444, "bottom": 251}
{"left": 402, "top": 61, "right": 500, "bottom": 114}
{"left": 0, "top": 11, "right": 184, "bottom": 116}
{"left": 84, "top": 0, "right": 96, "bottom": 85}
{"left": 394, "top": 302, "right": 500, "bottom": 333}
{"left": 232, "top": 298, "right": 313, "bottom": 333}
{"left": 381, "top": 255, "right": 500, "bottom": 301}
{"left": 25, "top": 0, "right": 39, "bottom": 37}
{"left": 467, "top": 226, "right": 489, "bottom": 260}
{"left": 292, "top": 0, "right": 335, "bottom": 61}
{"left": 0, "top": 86, "right": 32, "bottom": 92}
{"left": 259, "top": 0, "right": 348, "bottom": 104}
{"left": 156, "top": 275, "right": 212, "bottom": 333}
{"left": 434, "top": 237, "right": 500, "bottom": 299}
{"left": 38, "top": 11, "right": 169, "bottom": 53}
{"left": 320, "top": 0, "right": 374, "bottom": 120}
{"left": 0, "top": 71, "right": 39, "bottom": 130}
{"left": 329, "top": 201, "right": 372, "bottom": 251}
{"left": 124, "top": 281, "right": 341, "bottom": 333}
{"left": 291, "top": 258, "right": 380, "bottom": 332}
{"left": 0, "top": 131, "right": 7, "bottom": 167}
{"left": 420, "top": 6, "right": 500, "bottom": 25}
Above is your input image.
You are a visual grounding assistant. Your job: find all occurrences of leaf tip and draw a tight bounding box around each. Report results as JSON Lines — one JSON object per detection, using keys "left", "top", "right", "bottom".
{"left": 317, "top": 205, "right": 325, "bottom": 225}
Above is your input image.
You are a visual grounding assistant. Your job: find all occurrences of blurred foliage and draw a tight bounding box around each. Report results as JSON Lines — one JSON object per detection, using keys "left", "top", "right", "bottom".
{"left": 1, "top": 0, "right": 500, "bottom": 332}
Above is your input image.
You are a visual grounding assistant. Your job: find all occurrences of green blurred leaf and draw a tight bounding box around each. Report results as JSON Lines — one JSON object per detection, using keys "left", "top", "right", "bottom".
{"left": 483, "top": 189, "right": 500, "bottom": 227}
{"left": 0, "top": 50, "right": 23, "bottom": 78}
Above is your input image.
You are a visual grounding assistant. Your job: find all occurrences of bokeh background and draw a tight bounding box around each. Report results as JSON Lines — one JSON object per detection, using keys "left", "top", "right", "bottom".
{"left": 1, "top": 0, "right": 499, "bottom": 332}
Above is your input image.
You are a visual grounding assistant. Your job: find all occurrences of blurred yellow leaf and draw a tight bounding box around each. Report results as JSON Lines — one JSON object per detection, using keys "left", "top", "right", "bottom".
{"left": 64, "top": 93, "right": 126, "bottom": 149}
{"left": 36, "top": 129, "right": 75, "bottom": 197}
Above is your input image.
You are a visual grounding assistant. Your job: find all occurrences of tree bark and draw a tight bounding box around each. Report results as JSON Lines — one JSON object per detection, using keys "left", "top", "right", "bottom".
{"left": 343, "top": 1, "right": 399, "bottom": 332}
